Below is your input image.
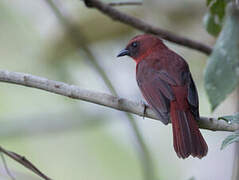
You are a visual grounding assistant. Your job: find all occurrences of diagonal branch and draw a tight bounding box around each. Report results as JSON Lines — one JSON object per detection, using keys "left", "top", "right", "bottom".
{"left": 82, "top": 0, "right": 212, "bottom": 55}
{"left": 0, "top": 146, "right": 52, "bottom": 180}
{"left": 0, "top": 69, "right": 238, "bottom": 132}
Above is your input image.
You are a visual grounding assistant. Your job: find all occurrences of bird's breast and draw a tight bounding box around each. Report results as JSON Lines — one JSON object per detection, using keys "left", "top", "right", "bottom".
{"left": 136, "top": 60, "right": 159, "bottom": 87}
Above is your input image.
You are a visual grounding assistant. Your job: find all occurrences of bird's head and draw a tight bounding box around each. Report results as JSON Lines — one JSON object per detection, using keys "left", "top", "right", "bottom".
{"left": 117, "top": 34, "right": 166, "bottom": 63}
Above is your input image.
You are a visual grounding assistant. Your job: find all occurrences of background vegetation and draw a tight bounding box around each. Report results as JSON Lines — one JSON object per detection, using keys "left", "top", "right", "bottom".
{"left": 0, "top": 0, "right": 238, "bottom": 180}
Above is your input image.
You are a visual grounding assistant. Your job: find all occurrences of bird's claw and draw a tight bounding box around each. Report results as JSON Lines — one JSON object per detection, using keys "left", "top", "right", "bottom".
{"left": 141, "top": 101, "right": 148, "bottom": 119}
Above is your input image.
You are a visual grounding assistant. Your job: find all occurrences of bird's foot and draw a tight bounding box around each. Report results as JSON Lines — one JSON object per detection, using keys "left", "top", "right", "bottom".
{"left": 141, "top": 101, "right": 148, "bottom": 119}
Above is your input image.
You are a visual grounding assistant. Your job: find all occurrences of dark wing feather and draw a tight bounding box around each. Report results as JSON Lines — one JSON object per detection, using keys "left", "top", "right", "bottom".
{"left": 136, "top": 52, "right": 199, "bottom": 124}
{"left": 187, "top": 73, "right": 199, "bottom": 118}
{"left": 157, "top": 70, "right": 177, "bottom": 86}
{"left": 137, "top": 71, "right": 175, "bottom": 125}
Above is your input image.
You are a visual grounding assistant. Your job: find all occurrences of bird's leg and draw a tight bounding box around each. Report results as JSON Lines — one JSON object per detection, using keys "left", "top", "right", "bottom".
{"left": 141, "top": 101, "right": 148, "bottom": 119}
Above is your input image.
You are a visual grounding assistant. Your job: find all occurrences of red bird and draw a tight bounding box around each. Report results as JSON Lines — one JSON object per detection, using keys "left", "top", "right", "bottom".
{"left": 117, "top": 34, "right": 208, "bottom": 159}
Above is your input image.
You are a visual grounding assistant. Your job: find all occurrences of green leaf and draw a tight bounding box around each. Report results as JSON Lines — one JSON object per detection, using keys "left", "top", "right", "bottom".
{"left": 206, "top": 0, "right": 214, "bottom": 7}
{"left": 218, "top": 113, "right": 239, "bottom": 124}
{"left": 204, "top": 0, "right": 227, "bottom": 36}
{"left": 204, "top": 3, "right": 239, "bottom": 111}
{"left": 210, "top": 0, "right": 226, "bottom": 20}
{"left": 203, "top": 12, "right": 222, "bottom": 36}
{"left": 221, "top": 133, "right": 239, "bottom": 150}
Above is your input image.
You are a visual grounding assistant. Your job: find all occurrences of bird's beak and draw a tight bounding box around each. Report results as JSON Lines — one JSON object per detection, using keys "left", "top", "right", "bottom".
{"left": 117, "top": 49, "right": 129, "bottom": 57}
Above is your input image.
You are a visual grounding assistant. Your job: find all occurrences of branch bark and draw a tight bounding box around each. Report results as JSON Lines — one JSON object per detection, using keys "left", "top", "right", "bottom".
{"left": 108, "top": 1, "right": 142, "bottom": 6}
{"left": 0, "top": 146, "right": 52, "bottom": 180}
{"left": 83, "top": 0, "right": 212, "bottom": 55}
{"left": 0, "top": 69, "right": 238, "bottom": 132}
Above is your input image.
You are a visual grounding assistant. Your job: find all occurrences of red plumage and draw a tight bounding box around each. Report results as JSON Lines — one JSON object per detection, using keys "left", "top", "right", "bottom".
{"left": 118, "top": 34, "right": 208, "bottom": 159}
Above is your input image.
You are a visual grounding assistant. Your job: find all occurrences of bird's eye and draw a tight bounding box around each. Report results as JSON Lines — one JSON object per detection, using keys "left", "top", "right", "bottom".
{"left": 131, "top": 42, "right": 138, "bottom": 48}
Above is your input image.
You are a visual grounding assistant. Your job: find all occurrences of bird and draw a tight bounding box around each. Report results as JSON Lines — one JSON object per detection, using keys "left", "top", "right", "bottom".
{"left": 117, "top": 34, "right": 208, "bottom": 159}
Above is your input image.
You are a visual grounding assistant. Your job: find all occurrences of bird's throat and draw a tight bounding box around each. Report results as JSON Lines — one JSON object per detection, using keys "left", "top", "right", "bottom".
{"left": 135, "top": 44, "right": 164, "bottom": 64}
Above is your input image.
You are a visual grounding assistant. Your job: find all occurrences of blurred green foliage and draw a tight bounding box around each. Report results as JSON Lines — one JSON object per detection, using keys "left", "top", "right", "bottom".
{"left": 219, "top": 113, "right": 239, "bottom": 150}
{"left": 204, "top": 2, "right": 239, "bottom": 111}
{"left": 221, "top": 133, "right": 239, "bottom": 150}
{"left": 219, "top": 113, "right": 239, "bottom": 124}
{"left": 204, "top": 0, "right": 227, "bottom": 36}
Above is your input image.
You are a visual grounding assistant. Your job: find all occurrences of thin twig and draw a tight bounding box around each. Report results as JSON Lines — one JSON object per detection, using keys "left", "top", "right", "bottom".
{"left": 0, "top": 69, "right": 238, "bottom": 132}
{"left": 0, "top": 152, "right": 15, "bottom": 180}
{"left": 108, "top": 1, "right": 142, "bottom": 6}
{"left": 82, "top": 0, "right": 212, "bottom": 55}
{"left": 0, "top": 146, "right": 52, "bottom": 180}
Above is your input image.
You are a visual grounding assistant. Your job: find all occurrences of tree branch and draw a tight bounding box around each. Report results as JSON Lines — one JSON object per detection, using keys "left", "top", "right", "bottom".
{"left": 0, "top": 146, "right": 52, "bottom": 180}
{"left": 0, "top": 69, "right": 238, "bottom": 132}
{"left": 108, "top": 1, "right": 142, "bottom": 6}
{"left": 83, "top": 0, "right": 212, "bottom": 55}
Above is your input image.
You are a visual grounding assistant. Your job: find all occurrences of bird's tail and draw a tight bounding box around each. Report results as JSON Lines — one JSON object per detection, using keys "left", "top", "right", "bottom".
{"left": 170, "top": 105, "right": 208, "bottom": 159}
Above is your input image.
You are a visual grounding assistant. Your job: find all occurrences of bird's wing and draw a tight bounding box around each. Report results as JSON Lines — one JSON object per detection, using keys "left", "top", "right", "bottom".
{"left": 136, "top": 50, "right": 199, "bottom": 124}
{"left": 187, "top": 73, "right": 199, "bottom": 118}
{"left": 137, "top": 69, "right": 175, "bottom": 125}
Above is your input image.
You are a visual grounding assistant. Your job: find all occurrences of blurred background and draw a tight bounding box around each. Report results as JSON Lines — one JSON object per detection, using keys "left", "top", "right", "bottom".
{"left": 0, "top": 0, "right": 237, "bottom": 179}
